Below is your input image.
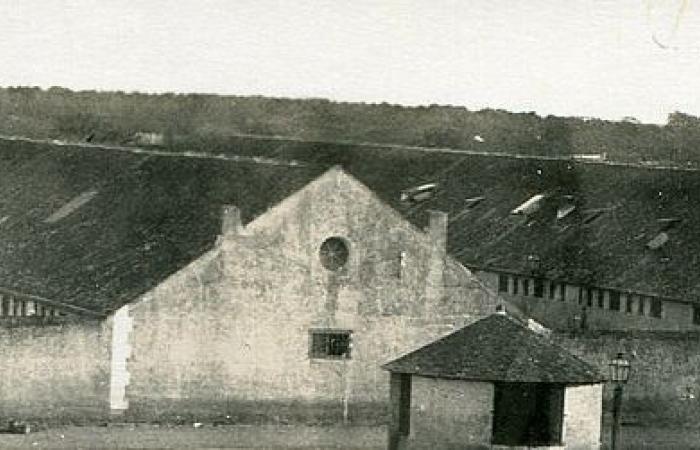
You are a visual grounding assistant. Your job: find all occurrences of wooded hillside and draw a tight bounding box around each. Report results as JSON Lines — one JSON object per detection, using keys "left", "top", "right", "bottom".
{"left": 1, "top": 86, "right": 699, "bottom": 165}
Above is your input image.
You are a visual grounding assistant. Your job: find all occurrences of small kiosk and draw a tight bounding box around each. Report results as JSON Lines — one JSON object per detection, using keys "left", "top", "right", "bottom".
{"left": 383, "top": 313, "right": 604, "bottom": 449}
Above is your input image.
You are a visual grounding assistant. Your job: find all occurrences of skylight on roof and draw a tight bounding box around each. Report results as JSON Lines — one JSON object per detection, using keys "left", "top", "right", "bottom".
{"left": 646, "top": 232, "right": 669, "bottom": 250}
{"left": 582, "top": 210, "right": 604, "bottom": 225}
{"left": 465, "top": 196, "right": 485, "bottom": 209}
{"left": 511, "top": 194, "right": 545, "bottom": 215}
{"left": 557, "top": 204, "right": 576, "bottom": 220}
{"left": 45, "top": 190, "right": 98, "bottom": 224}
{"left": 400, "top": 183, "right": 437, "bottom": 203}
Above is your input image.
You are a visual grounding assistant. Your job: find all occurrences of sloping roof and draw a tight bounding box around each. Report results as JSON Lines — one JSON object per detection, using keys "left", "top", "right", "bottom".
{"left": 0, "top": 138, "right": 324, "bottom": 315}
{"left": 197, "top": 135, "right": 700, "bottom": 302}
{"left": 2, "top": 134, "right": 700, "bottom": 315}
{"left": 383, "top": 314, "right": 604, "bottom": 384}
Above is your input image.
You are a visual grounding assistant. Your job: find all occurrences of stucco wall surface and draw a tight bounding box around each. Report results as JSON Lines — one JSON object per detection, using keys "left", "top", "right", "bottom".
{"left": 407, "top": 377, "right": 493, "bottom": 449}
{"left": 0, "top": 320, "right": 110, "bottom": 421}
{"left": 123, "top": 169, "right": 500, "bottom": 421}
{"left": 563, "top": 384, "right": 602, "bottom": 449}
{"left": 556, "top": 332, "right": 700, "bottom": 425}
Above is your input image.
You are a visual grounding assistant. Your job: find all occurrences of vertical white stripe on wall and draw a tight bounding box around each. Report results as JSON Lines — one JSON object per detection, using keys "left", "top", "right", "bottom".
{"left": 109, "top": 305, "right": 133, "bottom": 411}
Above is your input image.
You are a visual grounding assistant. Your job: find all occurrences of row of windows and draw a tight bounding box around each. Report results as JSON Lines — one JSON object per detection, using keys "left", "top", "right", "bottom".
{"left": 0, "top": 296, "right": 64, "bottom": 318}
{"left": 497, "top": 273, "right": 664, "bottom": 319}
{"left": 498, "top": 274, "right": 565, "bottom": 301}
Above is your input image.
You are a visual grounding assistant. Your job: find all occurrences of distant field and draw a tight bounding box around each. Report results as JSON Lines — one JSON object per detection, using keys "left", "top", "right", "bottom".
{"left": 0, "top": 423, "right": 698, "bottom": 449}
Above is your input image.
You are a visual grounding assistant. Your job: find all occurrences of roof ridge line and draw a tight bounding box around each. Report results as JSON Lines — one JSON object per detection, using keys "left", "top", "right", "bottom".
{"left": 0, "top": 134, "right": 307, "bottom": 168}
{"left": 204, "top": 131, "right": 700, "bottom": 172}
{"left": 2, "top": 132, "right": 699, "bottom": 172}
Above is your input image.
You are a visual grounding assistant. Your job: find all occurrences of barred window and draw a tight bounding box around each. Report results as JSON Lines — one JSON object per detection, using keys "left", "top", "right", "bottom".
{"left": 309, "top": 330, "right": 352, "bottom": 359}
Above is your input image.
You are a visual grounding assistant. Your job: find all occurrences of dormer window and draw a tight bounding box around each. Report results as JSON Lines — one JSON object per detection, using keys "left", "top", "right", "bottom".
{"left": 511, "top": 194, "right": 545, "bottom": 215}
{"left": 400, "top": 183, "right": 437, "bottom": 204}
{"left": 646, "top": 232, "right": 669, "bottom": 250}
{"left": 45, "top": 190, "right": 98, "bottom": 223}
{"left": 557, "top": 204, "right": 576, "bottom": 220}
{"left": 464, "top": 196, "right": 485, "bottom": 209}
{"left": 582, "top": 210, "right": 604, "bottom": 225}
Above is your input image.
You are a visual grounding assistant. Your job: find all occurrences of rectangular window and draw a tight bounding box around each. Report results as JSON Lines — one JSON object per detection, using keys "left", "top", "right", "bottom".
{"left": 14, "top": 299, "right": 23, "bottom": 317}
{"left": 512, "top": 277, "right": 519, "bottom": 295}
{"left": 578, "top": 287, "right": 584, "bottom": 305}
{"left": 694, "top": 305, "right": 700, "bottom": 325}
{"left": 523, "top": 279, "right": 530, "bottom": 297}
{"left": 638, "top": 297, "right": 646, "bottom": 316}
{"left": 498, "top": 274, "right": 509, "bottom": 293}
{"left": 650, "top": 298, "right": 663, "bottom": 318}
{"left": 586, "top": 288, "right": 593, "bottom": 307}
{"left": 309, "top": 330, "right": 352, "bottom": 359}
{"left": 534, "top": 279, "right": 544, "bottom": 298}
{"left": 549, "top": 282, "right": 556, "bottom": 300}
{"left": 626, "top": 295, "right": 634, "bottom": 314}
{"left": 597, "top": 290, "right": 605, "bottom": 309}
{"left": 560, "top": 284, "right": 567, "bottom": 302}
{"left": 609, "top": 291, "right": 621, "bottom": 311}
{"left": 393, "top": 251, "right": 406, "bottom": 279}
{"left": 492, "top": 383, "right": 564, "bottom": 446}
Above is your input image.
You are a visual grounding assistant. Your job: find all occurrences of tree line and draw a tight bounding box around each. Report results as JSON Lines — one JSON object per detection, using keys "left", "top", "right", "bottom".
{"left": 0, "top": 86, "right": 699, "bottom": 166}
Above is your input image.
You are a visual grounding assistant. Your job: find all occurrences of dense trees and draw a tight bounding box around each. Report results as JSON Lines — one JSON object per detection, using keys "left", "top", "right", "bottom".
{"left": 0, "top": 86, "right": 698, "bottom": 165}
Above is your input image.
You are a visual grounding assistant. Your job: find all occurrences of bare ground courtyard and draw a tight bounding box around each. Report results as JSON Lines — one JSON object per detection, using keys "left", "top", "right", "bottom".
{"left": 0, "top": 424, "right": 698, "bottom": 449}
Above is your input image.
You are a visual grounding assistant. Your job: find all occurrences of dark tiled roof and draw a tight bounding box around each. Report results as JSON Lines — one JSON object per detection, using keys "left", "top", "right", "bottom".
{"left": 206, "top": 135, "right": 700, "bottom": 302}
{"left": 383, "top": 314, "right": 604, "bottom": 384}
{"left": 0, "top": 139, "right": 324, "bottom": 315}
{"left": 2, "top": 134, "right": 700, "bottom": 315}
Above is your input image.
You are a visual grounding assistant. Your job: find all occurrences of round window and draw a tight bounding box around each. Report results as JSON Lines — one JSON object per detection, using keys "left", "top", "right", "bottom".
{"left": 319, "top": 237, "right": 349, "bottom": 271}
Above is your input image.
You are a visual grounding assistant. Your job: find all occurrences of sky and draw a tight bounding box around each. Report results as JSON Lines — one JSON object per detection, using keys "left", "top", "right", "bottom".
{"left": 1, "top": 0, "right": 699, "bottom": 124}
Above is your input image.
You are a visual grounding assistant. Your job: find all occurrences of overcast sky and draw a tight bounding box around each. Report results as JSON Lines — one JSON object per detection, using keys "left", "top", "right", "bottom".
{"left": 1, "top": 0, "right": 699, "bottom": 124}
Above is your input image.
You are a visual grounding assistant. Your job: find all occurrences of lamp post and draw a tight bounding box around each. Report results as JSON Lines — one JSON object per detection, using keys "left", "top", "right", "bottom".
{"left": 608, "top": 352, "right": 631, "bottom": 450}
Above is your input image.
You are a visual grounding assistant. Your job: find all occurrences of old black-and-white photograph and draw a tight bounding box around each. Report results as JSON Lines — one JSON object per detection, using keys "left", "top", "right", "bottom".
{"left": 1, "top": 1, "right": 699, "bottom": 448}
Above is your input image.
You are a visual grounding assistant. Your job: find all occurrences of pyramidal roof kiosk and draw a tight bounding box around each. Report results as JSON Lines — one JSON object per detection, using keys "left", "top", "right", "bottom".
{"left": 383, "top": 312, "right": 605, "bottom": 449}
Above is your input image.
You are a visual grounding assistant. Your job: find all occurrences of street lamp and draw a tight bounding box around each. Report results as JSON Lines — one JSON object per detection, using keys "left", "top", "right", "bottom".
{"left": 608, "top": 353, "right": 631, "bottom": 450}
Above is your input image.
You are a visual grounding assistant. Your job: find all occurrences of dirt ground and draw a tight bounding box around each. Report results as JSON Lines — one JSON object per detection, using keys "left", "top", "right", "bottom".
{"left": 0, "top": 424, "right": 384, "bottom": 449}
{"left": 0, "top": 424, "right": 698, "bottom": 449}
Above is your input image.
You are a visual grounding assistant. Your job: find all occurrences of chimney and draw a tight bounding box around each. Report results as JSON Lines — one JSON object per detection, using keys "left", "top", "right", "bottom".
{"left": 427, "top": 210, "right": 448, "bottom": 254}
{"left": 221, "top": 205, "right": 242, "bottom": 236}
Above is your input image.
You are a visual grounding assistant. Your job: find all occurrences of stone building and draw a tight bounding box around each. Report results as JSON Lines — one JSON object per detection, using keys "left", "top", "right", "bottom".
{"left": 189, "top": 135, "right": 700, "bottom": 334}
{"left": 2, "top": 134, "right": 700, "bottom": 423}
{"left": 110, "top": 166, "right": 503, "bottom": 420}
{"left": 384, "top": 313, "right": 604, "bottom": 450}
{"left": 0, "top": 138, "right": 503, "bottom": 421}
